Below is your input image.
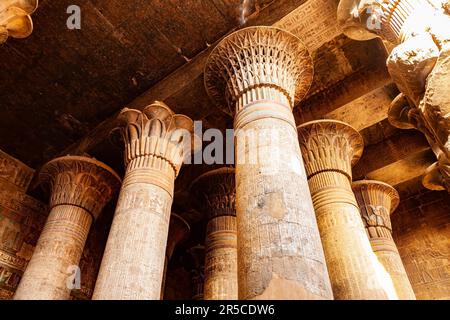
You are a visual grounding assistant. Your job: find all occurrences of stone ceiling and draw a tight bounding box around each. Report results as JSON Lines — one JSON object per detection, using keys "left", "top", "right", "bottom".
{"left": 0, "top": 0, "right": 278, "bottom": 167}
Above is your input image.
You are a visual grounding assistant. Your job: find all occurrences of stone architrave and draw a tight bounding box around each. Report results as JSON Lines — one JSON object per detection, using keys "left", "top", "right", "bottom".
{"left": 190, "top": 167, "right": 238, "bottom": 300}
{"left": 92, "top": 102, "right": 195, "bottom": 300}
{"left": 353, "top": 180, "right": 416, "bottom": 300}
{"left": 13, "top": 155, "right": 120, "bottom": 300}
{"left": 204, "top": 26, "right": 333, "bottom": 300}
{"left": 297, "top": 120, "right": 397, "bottom": 300}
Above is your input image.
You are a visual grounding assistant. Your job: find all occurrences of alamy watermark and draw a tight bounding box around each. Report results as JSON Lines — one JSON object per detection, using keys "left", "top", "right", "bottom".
{"left": 67, "top": 5, "right": 81, "bottom": 30}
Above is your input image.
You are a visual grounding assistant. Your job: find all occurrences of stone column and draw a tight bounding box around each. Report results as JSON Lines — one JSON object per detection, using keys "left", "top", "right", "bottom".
{"left": 190, "top": 167, "right": 238, "bottom": 300}
{"left": 204, "top": 26, "right": 333, "bottom": 300}
{"left": 93, "top": 102, "right": 195, "bottom": 300}
{"left": 161, "top": 213, "right": 190, "bottom": 299}
{"left": 14, "top": 155, "right": 120, "bottom": 300}
{"left": 352, "top": 180, "right": 416, "bottom": 300}
{"left": 298, "top": 120, "right": 397, "bottom": 300}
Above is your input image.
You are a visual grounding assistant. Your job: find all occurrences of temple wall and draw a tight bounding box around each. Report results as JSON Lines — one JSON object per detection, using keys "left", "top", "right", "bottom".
{"left": 392, "top": 189, "right": 450, "bottom": 300}
{"left": 0, "top": 150, "right": 47, "bottom": 299}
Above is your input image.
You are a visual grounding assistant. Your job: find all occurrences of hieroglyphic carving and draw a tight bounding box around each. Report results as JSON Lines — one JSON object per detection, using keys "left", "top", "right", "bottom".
{"left": 190, "top": 168, "right": 238, "bottom": 300}
{"left": 298, "top": 120, "right": 397, "bottom": 300}
{"left": 337, "top": 0, "right": 450, "bottom": 192}
{"left": 274, "top": 0, "right": 343, "bottom": 52}
{"left": 0, "top": 149, "right": 34, "bottom": 192}
{"left": 0, "top": 0, "right": 38, "bottom": 44}
{"left": 93, "top": 102, "right": 196, "bottom": 300}
{"left": 353, "top": 180, "right": 416, "bottom": 300}
{"left": 0, "top": 150, "right": 47, "bottom": 299}
{"left": 14, "top": 156, "right": 120, "bottom": 300}
{"left": 205, "top": 27, "right": 333, "bottom": 300}
{"left": 392, "top": 190, "right": 450, "bottom": 299}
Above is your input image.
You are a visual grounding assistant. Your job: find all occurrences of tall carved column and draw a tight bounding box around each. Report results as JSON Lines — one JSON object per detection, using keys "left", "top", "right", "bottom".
{"left": 14, "top": 156, "right": 120, "bottom": 300}
{"left": 93, "top": 102, "right": 195, "bottom": 300}
{"left": 161, "top": 213, "right": 190, "bottom": 299}
{"left": 0, "top": 0, "right": 38, "bottom": 44}
{"left": 337, "top": 0, "right": 450, "bottom": 192}
{"left": 298, "top": 120, "right": 397, "bottom": 300}
{"left": 204, "top": 26, "right": 333, "bottom": 300}
{"left": 191, "top": 167, "right": 238, "bottom": 300}
{"left": 352, "top": 180, "right": 416, "bottom": 300}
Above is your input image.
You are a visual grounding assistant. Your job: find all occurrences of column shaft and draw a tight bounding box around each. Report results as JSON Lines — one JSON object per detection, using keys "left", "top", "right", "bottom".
{"left": 13, "top": 155, "right": 120, "bottom": 300}
{"left": 93, "top": 167, "right": 173, "bottom": 300}
{"left": 236, "top": 113, "right": 330, "bottom": 299}
{"left": 204, "top": 215, "right": 237, "bottom": 300}
{"left": 298, "top": 120, "right": 397, "bottom": 300}
{"left": 92, "top": 102, "right": 195, "bottom": 300}
{"left": 204, "top": 26, "right": 333, "bottom": 300}
{"left": 14, "top": 205, "right": 91, "bottom": 299}
{"left": 310, "top": 173, "right": 391, "bottom": 299}
{"left": 353, "top": 180, "right": 416, "bottom": 300}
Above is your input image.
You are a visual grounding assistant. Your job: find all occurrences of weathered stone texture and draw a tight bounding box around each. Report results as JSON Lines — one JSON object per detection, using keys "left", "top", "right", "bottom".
{"left": 93, "top": 102, "right": 195, "bottom": 300}
{"left": 392, "top": 189, "right": 450, "bottom": 300}
{"left": 298, "top": 120, "right": 397, "bottom": 300}
{"left": 236, "top": 117, "right": 332, "bottom": 300}
{"left": 353, "top": 180, "right": 416, "bottom": 300}
{"left": 190, "top": 168, "right": 238, "bottom": 300}
{"left": 0, "top": 150, "right": 47, "bottom": 300}
{"left": 13, "top": 156, "right": 120, "bottom": 300}
{"left": 204, "top": 26, "right": 333, "bottom": 300}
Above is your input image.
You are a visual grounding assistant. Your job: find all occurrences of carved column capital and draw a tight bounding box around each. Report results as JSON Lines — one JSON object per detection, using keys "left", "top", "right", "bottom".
{"left": 337, "top": 0, "right": 439, "bottom": 44}
{"left": 115, "top": 101, "right": 195, "bottom": 177}
{"left": 0, "top": 0, "right": 38, "bottom": 44}
{"left": 39, "top": 155, "right": 121, "bottom": 220}
{"left": 297, "top": 120, "right": 364, "bottom": 180}
{"left": 190, "top": 167, "right": 236, "bottom": 220}
{"left": 352, "top": 180, "right": 400, "bottom": 239}
{"left": 204, "top": 26, "right": 313, "bottom": 123}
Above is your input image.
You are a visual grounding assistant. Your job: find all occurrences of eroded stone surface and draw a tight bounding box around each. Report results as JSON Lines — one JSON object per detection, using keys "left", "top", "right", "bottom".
{"left": 93, "top": 102, "right": 195, "bottom": 300}
{"left": 0, "top": 150, "right": 47, "bottom": 300}
{"left": 191, "top": 167, "right": 238, "bottom": 300}
{"left": 204, "top": 26, "right": 333, "bottom": 300}
{"left": 14, "top": 155, "right": 120, "bottom": 300}
{"left": 298, "top": 120, "right": 397, "bottom": 300}
{"left": 353, "top": 180, "right": 416, "bottom": 300}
